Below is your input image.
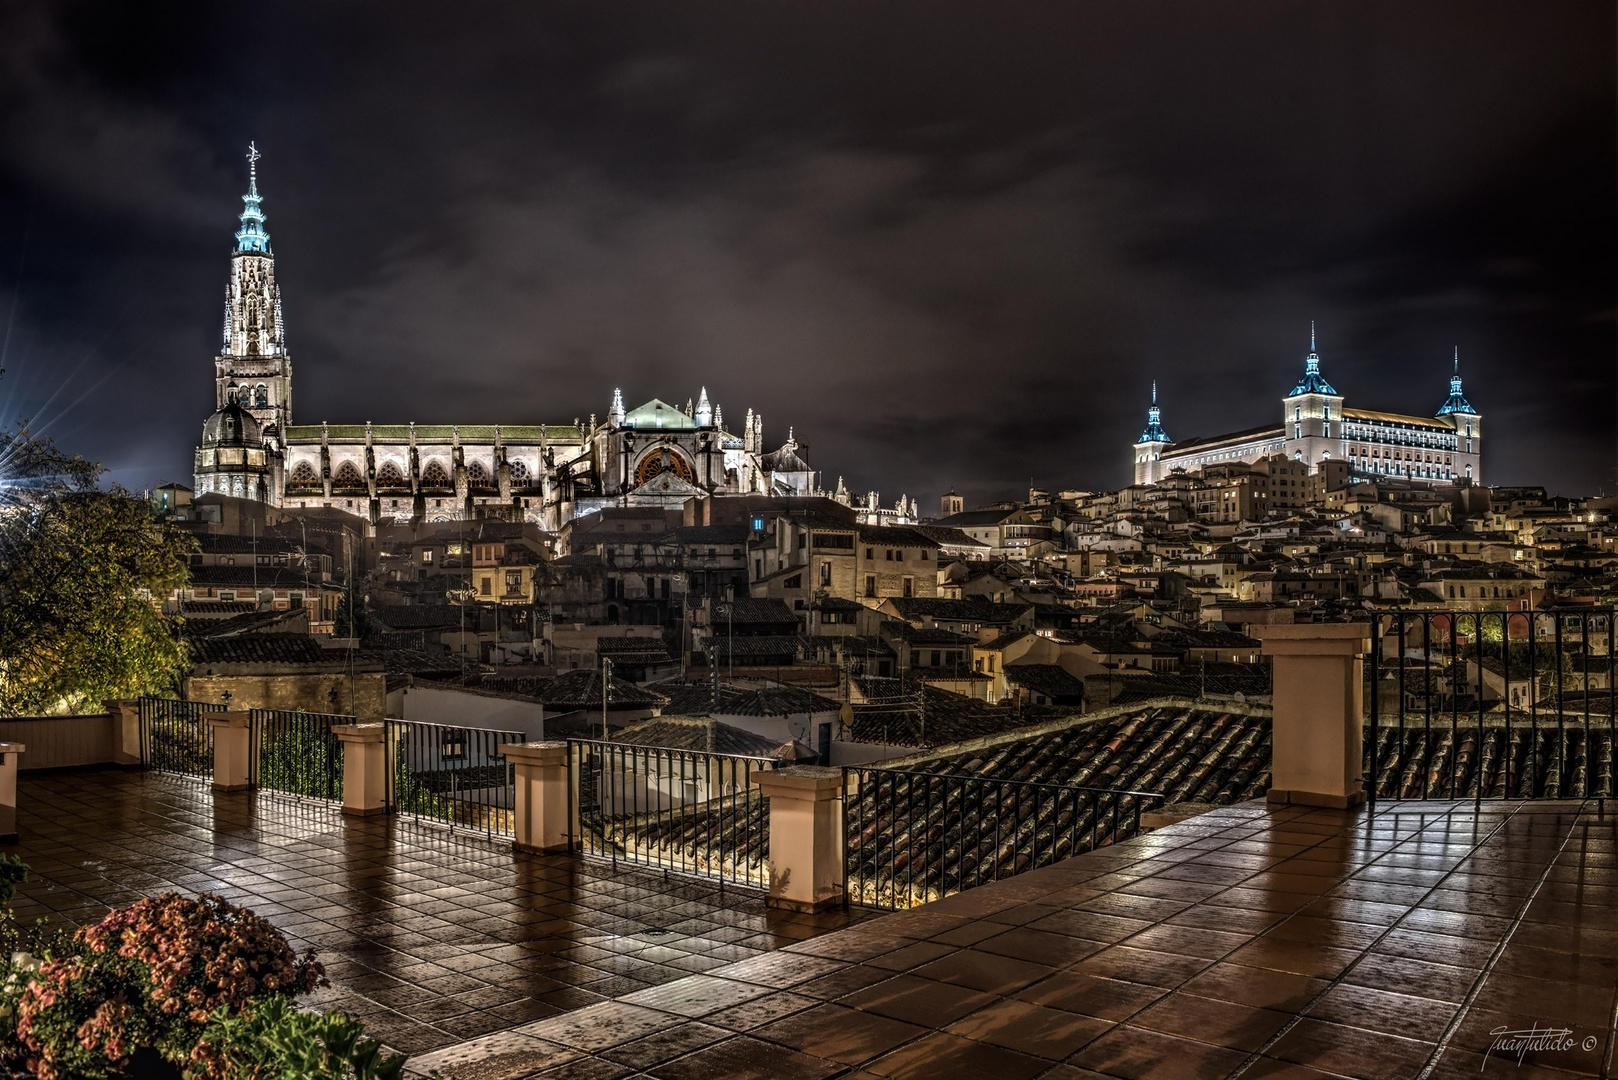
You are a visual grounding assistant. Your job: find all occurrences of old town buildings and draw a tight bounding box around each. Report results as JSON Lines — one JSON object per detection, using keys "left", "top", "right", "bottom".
{"left": 171, "top": 148, "right": 1617, "bottom": 746}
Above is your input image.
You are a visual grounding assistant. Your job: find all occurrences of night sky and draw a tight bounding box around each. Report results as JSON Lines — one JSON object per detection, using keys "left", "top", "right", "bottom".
{"left": 0, "top": 1, "right": 1613, "bottom": 509}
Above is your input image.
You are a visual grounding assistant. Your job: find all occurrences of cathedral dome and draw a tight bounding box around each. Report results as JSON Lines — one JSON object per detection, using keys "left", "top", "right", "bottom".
{"left": 202, "top": 401, "right": 264, "bottom": 448}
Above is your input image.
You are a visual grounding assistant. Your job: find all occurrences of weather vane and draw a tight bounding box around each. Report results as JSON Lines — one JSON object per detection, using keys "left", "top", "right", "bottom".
{"left": 246, "top": 142, "right": 261, "bottom": 171}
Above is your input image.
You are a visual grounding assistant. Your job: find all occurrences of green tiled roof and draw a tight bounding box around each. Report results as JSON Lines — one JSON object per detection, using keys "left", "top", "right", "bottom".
{"left": 284, "top": 424, "right": 583, "bottom": 443}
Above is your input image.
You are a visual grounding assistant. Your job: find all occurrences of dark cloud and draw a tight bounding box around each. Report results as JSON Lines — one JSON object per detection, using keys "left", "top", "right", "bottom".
{"left": 0, "top": 0, "right": 1611, "bottom": 506}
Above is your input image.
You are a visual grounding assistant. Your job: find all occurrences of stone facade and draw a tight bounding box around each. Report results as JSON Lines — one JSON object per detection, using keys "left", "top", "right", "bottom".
{"left": 1136, "top": 332, "right": 1482, "bottom": 488}
{"left": 193, "top": 154, "right": 819, "bottom": 530}
{"left": 184, "top": 672, "right": 388, "bottom": 724}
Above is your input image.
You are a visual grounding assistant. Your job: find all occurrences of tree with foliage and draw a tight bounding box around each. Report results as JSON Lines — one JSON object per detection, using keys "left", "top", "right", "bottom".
{"left": 333, "top": 585, "right": 370, "bottom": 640}
{"left": 0, "top": 425, "right": 196, "bottom": 715}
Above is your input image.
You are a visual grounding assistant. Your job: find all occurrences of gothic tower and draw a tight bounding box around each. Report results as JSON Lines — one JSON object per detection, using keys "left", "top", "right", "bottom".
{"left": 214, "top": 144, "right": 292, "bottom": 441}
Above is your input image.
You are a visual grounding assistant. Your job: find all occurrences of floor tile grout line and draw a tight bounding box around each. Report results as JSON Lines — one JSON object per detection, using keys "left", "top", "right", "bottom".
{"left": 1042, "top": 804, "right": 1452, "bottom": 1050}
{"left": 736, "top": 806, "right": 1444, "bottom": 1076}
{"left": 1413, "top": 803, "right": 1595, "bottom": 1080}
{"left": 1220, "top": 802, "right": 1531, "bottom": 1080}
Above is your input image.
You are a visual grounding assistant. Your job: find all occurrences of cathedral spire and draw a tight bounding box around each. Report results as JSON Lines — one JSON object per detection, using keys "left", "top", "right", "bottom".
{"left": 608, "top": 387, "right": 625, "bottom": 426}
{"left": 234, "top": 143, "right": 272, "bottom": 254}
{"left": 1137, "top": 381, "right": 1169, "bottom": 444}
{"left": 695, "top": 386, "right": 713, "bottom": 427}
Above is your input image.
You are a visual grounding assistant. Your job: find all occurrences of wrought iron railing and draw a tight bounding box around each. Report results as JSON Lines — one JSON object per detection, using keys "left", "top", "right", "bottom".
{"left": 387, "top": 720, "right": 525, "bottom": 837}
{"left": 137, "top": 698, "right": 215, "bottom": 778}
{"left": 843, "top": 766, "right": 1165, "bottom": 910}
{"left": 568, "top": 739, "right": 779, "bottom": 887}
{"left": 1367, "top": 608, "right": 1615, "bottom": 803}
{"left": 248, "top": 708, "right": 347, "bottom": 800}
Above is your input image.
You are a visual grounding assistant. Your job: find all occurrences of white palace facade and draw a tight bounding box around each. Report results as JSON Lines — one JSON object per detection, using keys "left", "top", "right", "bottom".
{"left": 193, "top": 152, "right": 818, "bottom": 530}
{"left": 1133, "top": 327, "right": 1481, "bottom": 488}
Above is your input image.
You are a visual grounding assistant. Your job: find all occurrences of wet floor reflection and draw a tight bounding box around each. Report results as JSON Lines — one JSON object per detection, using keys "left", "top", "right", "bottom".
{"left": 8, "top": 770, "right": 871, "bottom": 1055}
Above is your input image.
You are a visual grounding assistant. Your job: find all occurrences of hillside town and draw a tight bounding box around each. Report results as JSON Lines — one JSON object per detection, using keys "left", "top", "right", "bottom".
{"left": 152, "top": 448, "right": 1618, "bottom": 765}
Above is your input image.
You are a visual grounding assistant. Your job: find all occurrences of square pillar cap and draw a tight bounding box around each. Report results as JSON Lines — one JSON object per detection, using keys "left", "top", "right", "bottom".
{"left": 332, "top": 723, "right": 386, "bottom": 743}
{"left": 204, "top": 711, "right": 251, "bottom": 729}
{"left": 501, "top": 741, "right": 568, "bottom": 767}
{"left": 1253, "top": 623, "right": 1371, "bottom": 656}
{"left": 754, "top": 765, "right": 841, "bottom": 799}
{"left": 0, "top": 743, "right": 25, "bottom": 755}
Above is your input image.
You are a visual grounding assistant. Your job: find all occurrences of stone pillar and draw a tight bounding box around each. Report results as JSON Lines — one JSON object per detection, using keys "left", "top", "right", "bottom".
{"left": 204, "top": 712, "right": 252, "bottom": 792}
{"left": 753, "top": 766, "right": 844, "bottom": 912}
{"left": 1255, "top": 624, "right": 1372, "bottom": 809}
{"left": 103, "top": 700, "right": 142, "bottom": 766}
{"left": 0, "top": 743, "right": 24, "bottom": 843}
{"left": 500, "top": 742, "right": 571, "bottom": 854}
{"left": 332, "top": 724, "right": 388, "bottom": 817}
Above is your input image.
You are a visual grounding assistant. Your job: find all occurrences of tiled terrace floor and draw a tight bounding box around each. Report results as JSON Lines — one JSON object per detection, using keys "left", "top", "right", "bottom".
{"left": 411, "top": 798, "right": 1618, "bottom": 1080}
{"left": 7, "top": 770, "right": 870, "bottom": 1054}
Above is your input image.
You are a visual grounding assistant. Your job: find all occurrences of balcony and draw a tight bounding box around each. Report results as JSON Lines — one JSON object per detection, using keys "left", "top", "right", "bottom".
{"left": 2, "top": 614, "right": 1610, "bottom": 1077}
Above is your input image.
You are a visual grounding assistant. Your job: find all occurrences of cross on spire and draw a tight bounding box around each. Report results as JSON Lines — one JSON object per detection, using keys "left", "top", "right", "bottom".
{"left": 247, "top": 142, "right": 261, "bottom": 172}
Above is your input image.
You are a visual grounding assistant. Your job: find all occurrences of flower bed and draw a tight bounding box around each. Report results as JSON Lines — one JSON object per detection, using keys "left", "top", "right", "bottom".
{"left": 0, "top": 856, "right": 409, "bottom": 1080}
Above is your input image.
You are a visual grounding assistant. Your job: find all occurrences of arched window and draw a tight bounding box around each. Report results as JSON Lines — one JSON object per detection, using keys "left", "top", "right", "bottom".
{"left": 420, "top": 460, "right": 451, "bottom": 489}
{"left": 509, "top": 459, "right": 529, "bottom": 484}
{"left": 255, "top": 384, "right": 269, "bottom": 408}
{"left": 289, "top": 461, "right": 320, "bottom": 488}
{"left": 376, "top": 460, "right": 406, "bottom": 487}
{"left": 332, "top": 460, "right": 365, "bottom": 490}
{"left": 466, "top": 460, "right": 490, "bottom": 488}
{"left": 227, "top": 384, "right": 241, "bottom": 405}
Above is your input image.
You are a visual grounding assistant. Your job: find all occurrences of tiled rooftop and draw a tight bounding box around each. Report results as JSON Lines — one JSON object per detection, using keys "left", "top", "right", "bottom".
{"left": 8, "top": 771, "right": 869, "bottom": 1056}
{"left": 412, "top": 798, "right": 1615, "bottom": 1080}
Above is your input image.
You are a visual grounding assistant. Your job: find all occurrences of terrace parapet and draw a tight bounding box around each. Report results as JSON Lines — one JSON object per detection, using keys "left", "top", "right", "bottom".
{"left": 1254, "top": 622, "right": 1371, "bottom": 809}
{"left": 753, "top": 765, "right": 843, "bottom": 913}
{"left": 0, "top": 742, "right": 23, "bottom": 842}
{"left": 332, "top": 723, "right": 388, "bottom": 817}
{"left": 500, "top": 741, "right": 570, "bottom": 854}
{"left": 103, "top": 699, "right": 143, "bottom": 766}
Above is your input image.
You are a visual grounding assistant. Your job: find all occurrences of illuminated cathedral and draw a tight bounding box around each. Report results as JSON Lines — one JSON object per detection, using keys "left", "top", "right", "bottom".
{"left": 193, "top": 149, "right": 819, "bottom": 528}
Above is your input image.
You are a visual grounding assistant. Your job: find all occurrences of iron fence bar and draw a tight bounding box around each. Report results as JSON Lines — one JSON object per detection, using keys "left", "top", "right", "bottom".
{"left": 1369, "top": 615, "right": 1381, "bottom": 807}
{"left": 1582, "top": 611, "right": 1592, "bottom": 801}
{"left": 1555, "top": 615, "right": 1565, "bottom": 797}
{"left": 1397, "top": 613, "right": 1408, "bottom": 798}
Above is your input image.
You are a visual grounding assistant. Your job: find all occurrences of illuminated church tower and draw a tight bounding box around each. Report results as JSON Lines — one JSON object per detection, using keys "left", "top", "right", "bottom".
{"left": 194, "top": 145, "right": 287, "bottom": 503}
{"left": 214, "top": 144, "right": 292, "bottom": 438}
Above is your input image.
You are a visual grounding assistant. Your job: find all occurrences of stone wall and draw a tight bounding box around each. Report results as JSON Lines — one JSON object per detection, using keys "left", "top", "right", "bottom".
{"left": 183, "top": 673, "right": 387, "bottom": 722}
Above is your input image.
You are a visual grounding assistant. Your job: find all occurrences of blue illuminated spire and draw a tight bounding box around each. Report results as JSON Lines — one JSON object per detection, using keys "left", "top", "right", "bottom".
{"left": 1435, "top": 347, "right": 1476, "bottom": 415}
{"left": 233, "top": 143, "right": 272, "bottom": 254}
{"left": 1137, "top": 380, "right": 1170, "bottom": 443}
{"left": 1288, "top": 320, "right": 1338, "bottom": 396}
